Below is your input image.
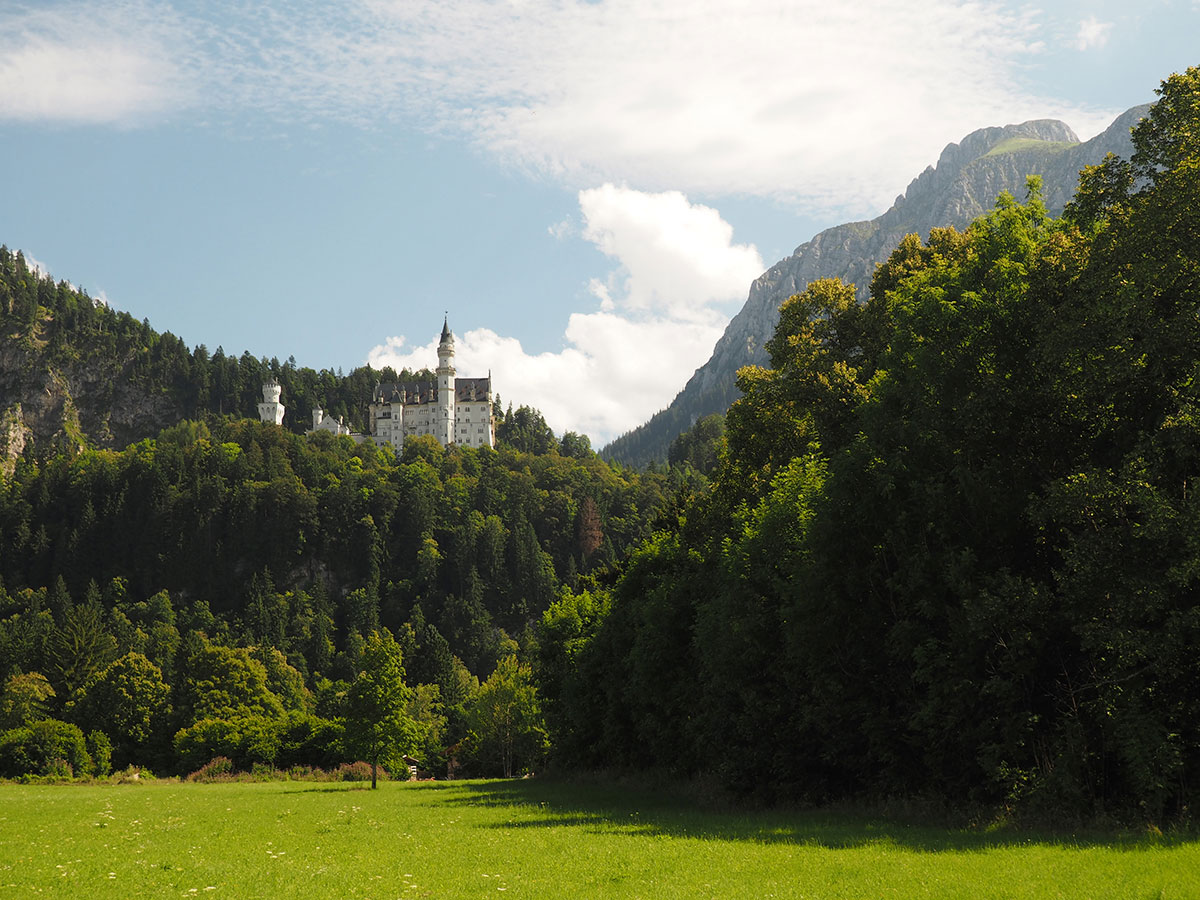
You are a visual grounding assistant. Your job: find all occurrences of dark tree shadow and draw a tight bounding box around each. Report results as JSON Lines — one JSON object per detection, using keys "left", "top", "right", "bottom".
{"left": 428, "top": 777, "right": 1197, "bottom": 853}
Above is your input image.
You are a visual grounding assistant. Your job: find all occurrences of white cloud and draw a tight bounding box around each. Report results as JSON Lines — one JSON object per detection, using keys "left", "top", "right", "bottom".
{"left": 368, "top": 186, "right": 757, "bottom": 445}
{"left": 0, "top": 2, "right": 190, "bottom": 124}
{"left": 579, "top": 185, "right": 763, "bottom": 321}
{"left": 1073, "top": 16, "right": 1113, "bottom": 51}
{"left": 0, "top": 0, "right": 1120, "bottom": 214}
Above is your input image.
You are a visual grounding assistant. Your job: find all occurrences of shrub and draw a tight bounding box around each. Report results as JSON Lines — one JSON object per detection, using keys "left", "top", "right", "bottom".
{"left": 110, "top": 765, "right": 153, "bottom": 783}
{"left": 187, "top": 756, "right": 234, "bottom": 782}
{"left": 276, "top": 712, "right": 345, "bottom": 770}
{"left": 87, "top": 731, "right": 113, "bottom": 778}
{"left": 0, "top": 719, "right": 92, "bottom": 779}
{"left": 174, "top": 716, "right": 283, "bottom": 773}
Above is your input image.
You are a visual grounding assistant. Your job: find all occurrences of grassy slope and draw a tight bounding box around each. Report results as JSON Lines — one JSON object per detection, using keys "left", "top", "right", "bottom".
{"left": 0, "top": 779, "right": 1195, "bottom": 899}
{"left": 983, "top": 137, "right": 1077, "bottom": 157}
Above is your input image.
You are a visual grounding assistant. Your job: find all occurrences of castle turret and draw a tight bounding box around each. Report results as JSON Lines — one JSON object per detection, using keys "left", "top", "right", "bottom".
{"left": 436, "top": 316, "right": 456, "bottom": 445}
{"left": 258, "top": 380, "right": 285, "bottom": 426}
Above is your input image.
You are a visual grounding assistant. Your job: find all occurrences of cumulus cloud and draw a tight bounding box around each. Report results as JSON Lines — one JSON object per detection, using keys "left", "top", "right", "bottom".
{"left": 1073, "top": 16, "right": 1114, "bottom": 51}
{"left": 579, "top": 185, "right": 763, "bottom": 321}
{"left": 1, "top": 0, "right": 1118, "bottom": 214}
{"left": 368, "top": 186, "right": 759, "bottom": 445}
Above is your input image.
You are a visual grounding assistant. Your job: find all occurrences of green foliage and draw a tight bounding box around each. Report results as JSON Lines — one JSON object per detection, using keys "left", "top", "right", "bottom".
{"left": 74, "top": 652, "right": 170, "bottom": 768}
{"left": 174, "top": 715, "right": 285, "bottom": 773}
{"left": 0, "top": 718, "right": 92, "bottom": 778}
{"left": 0, "top": 671, "right": 55, "bottom": 730}
{"left": 406, "top": 682, "right": 447, "bottom": 773}
{"left": 666, "top": 413, "right": 726, "bottom": 475}
{"left": 0, "top": 401, "right": 666, "bottom": 701}
{"left": 464, "top": 655, "right": 547, "bottom": 778}
{"left": 275, "top": 710, "right": 345, "bottom": 770}
{"left": 496, "top": 405, "right": 559, "bottom": 454}
{"left": 541, "top": 70, "right": 1200, "bottom": 819}
{"left": 343, "top": 629, "right": 416, "bottom": 787}
{"left": 177, "top": 637, "right": 285, "bottom": 727}
{"left": 86, "top": 730, "right": 112, "bottom": 777}
{"left": 45, "top": 600, "right": 118, "bottom": 699}
{"left": 1131, "top": 65, "right": 1200, "bottom": 177}
{"left": 249, "top": 646, "right": 311, "bottom": 713}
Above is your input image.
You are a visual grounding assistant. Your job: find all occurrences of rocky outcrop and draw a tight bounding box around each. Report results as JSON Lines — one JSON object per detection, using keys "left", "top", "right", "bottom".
{"left": 0, "top": 329, "right": 185, "bottom": 466}
{"left": 602, "top": 105, "right": 1151, "bottom": 467}
{"left": 0, "top": 402, "right": 30, "bottom": 478}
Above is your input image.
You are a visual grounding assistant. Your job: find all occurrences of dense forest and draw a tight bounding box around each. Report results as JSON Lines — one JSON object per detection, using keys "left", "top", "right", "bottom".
{"left": 540, "top": 68, "right": 1200, "bottom": 820}
{"left": 0, "top": 240, "right": 689, "bottom": 780}
{"left": 0, "top": 406, "right": 681, "bottom": 778}
{"left": 0, "top": 409, "right": 684, "bottom": 776}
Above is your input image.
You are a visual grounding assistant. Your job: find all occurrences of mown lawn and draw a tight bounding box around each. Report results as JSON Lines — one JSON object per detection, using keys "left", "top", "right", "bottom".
{"left": 0, "top": 777, "right": 1194, "bottom": 898}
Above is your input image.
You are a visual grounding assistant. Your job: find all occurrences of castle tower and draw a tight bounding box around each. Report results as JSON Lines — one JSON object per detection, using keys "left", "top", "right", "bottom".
{"left": 436, "top": 316, "right": 456, "bottom": 446}
{"left": 258, "top": 380, "right": 285, "bottom": 426}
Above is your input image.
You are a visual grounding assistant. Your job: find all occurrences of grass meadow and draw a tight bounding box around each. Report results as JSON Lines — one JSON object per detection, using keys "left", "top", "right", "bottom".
{"left": 0, "top": 777, "right": 1195, "bottom": 899}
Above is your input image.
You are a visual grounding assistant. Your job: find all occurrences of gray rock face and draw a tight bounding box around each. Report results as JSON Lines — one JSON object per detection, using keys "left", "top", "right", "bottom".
{"left": 602, "top": 105, "right": 1150, "bottom": 466}
{"left": 0, "top": 335, "right": 185, "bottom": 464}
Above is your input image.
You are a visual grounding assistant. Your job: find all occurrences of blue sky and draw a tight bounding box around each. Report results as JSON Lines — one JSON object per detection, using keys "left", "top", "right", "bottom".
{"left": 1, "top": 1, "right": 1197, "bottom": 446}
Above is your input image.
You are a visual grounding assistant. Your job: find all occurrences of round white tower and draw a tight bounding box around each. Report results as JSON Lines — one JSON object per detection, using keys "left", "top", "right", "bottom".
{"left": 436, "top": 316, "right": 456, "bottom": 445}
{"left": 258, "top": 380, "right": 285, "bottom": 425}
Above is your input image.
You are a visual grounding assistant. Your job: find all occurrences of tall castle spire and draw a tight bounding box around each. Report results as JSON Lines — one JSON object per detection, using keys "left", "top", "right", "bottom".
{"left": 437, "top": 315, "right": 456, "bottom": 446}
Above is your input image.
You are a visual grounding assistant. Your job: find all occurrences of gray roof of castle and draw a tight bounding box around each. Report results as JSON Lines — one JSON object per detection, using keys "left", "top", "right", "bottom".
{"left": 373, "top": 376, "right": 491, "bottom": 405}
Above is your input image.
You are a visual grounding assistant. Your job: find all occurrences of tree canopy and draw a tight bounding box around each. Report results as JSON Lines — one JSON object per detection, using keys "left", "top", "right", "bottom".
{"left": 537, "top": 68, "right": 1200, "bottom": 820}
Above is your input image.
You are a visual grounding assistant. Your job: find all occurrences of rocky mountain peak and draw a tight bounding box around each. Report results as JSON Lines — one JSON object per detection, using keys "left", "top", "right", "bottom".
{"left": 601, "top": 105, "right": 1150, "bottom": 467}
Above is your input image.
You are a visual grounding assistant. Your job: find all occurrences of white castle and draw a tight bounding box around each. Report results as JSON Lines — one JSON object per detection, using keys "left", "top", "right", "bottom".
{"left": 258, "top": 380, "right": 285, "bottom": 425}
{"left": 368, "top": 318, "right": 495, "bottom": 449}
{"left": 262, "top": 318, "right": 495, "bottom": 450}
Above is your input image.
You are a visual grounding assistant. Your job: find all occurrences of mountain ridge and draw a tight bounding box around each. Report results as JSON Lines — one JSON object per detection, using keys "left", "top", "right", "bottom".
{"left": 601, "top": 105, "right": 1151, "bottom": 467}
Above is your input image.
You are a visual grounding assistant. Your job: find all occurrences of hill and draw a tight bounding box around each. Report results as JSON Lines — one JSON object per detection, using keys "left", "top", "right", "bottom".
{"left": 0, "top": 247, "right": 429, "bottom": 473}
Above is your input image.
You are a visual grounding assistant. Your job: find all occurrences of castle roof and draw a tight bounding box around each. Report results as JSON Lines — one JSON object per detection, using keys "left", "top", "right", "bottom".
{"left": 373, "top": 376, "right": 491, "bottom": 406}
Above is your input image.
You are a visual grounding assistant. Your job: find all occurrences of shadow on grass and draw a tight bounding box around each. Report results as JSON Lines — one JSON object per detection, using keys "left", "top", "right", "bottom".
{"left": 433, "top": 777, "right": 1197, "bottom": 853}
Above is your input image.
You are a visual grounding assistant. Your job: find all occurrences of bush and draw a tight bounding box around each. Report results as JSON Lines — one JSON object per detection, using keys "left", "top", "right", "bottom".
{"left": 187, "top": 756, "right": 234, "bottom": 782}
{"left": 0, "top": 719, "right": 93, "bottom": 779}
{"left": 87, "top": 731, "right": 113, "bottom": 778}
{"left": 174, "top": 716, "right": 283, "bottom": 773}
{"left": 111, "top": 764, "right": 152, "bottom": 784}
{"left": 276, "top": 712, "right": 345, "bottom": 770}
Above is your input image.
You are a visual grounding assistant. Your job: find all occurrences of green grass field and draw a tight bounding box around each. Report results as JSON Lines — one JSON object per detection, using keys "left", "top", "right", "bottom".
{"left": 0, "top": 778, "right": 1195, "bottom": 899}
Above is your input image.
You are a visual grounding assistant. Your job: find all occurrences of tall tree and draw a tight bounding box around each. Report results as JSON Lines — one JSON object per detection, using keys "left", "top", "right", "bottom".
{"left": 466, "top": 655, "right": 546, "bottom": 778}
{"left": 343, "top": 629, "right": 415, "bottom": 788}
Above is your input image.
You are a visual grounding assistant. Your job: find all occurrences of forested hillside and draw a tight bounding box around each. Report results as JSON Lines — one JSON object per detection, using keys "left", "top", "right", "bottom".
{"left": 0, "top": 246, "right": 687, "bottom": 781}
{"left": 0, "top": 249, "right": 440, "bottom": 467}
{"left": 541, "top": 69, "right": 1200, "bottom": 820}
{"left": 0, "top": 412, "right": 677, "bottom": 777}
